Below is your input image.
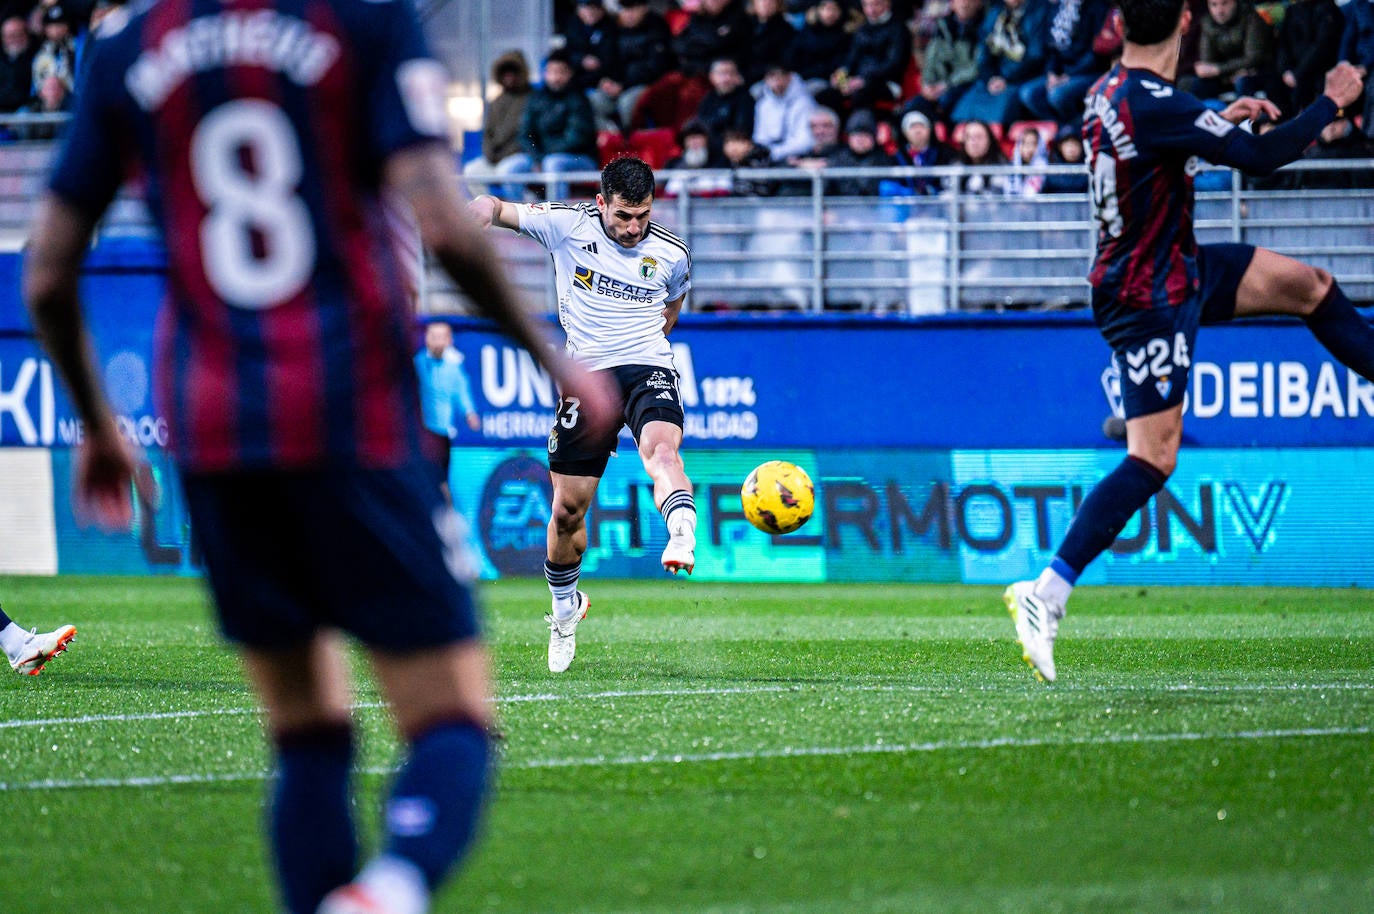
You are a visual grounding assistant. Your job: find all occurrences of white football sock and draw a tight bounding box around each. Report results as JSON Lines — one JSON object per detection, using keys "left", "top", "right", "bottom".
{"left": 1034, "top": 567, "right": 1073, "bottom": 608}
{"left": 355, "top": 854, "right": 429, "bottom": 914}
{"left": 0, "top": 622, "right": 27, "bottom": 662}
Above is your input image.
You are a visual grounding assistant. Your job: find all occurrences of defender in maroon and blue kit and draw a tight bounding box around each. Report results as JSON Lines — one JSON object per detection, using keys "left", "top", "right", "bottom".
{"left": 23, "top": 0, "right": 614, "bottom": 910}
{"left": 1002, "top": 0, "right": 1374, "bottom": 684}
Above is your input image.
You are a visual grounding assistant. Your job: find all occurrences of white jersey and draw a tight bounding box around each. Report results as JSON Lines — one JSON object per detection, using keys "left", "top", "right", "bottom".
{"left": 517, "top": 202, "right": 691, "bottom": 372}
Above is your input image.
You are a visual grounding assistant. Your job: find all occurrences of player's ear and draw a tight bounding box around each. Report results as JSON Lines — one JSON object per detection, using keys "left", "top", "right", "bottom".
{"left": 595, "top": 192, "right": 606, "bottom": 212}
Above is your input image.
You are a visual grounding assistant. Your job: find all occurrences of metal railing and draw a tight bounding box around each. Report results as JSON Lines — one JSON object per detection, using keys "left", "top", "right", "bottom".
{"left": 0, "top": 134, "right": 1369, "bottom": 312}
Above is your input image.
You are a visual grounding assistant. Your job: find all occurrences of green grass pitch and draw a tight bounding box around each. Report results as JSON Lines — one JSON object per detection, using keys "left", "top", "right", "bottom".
{"left": 2, "top": 575, "right": 1372, "bottom": 913}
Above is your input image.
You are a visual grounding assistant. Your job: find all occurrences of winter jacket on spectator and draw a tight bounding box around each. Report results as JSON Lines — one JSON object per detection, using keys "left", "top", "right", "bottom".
{"left": 924, "top": 10, "right": 983, "bottom": 92}
{"left": 1198, "top": 3, "right": 1270, "bottom": 79}
{"left": 608, "top": 7, "right": 675, "bottom": 89}
{"left": 744, "top": 9, "right": 797, "bottom": 84}
{"left": 561, "top": 4, "right": 618, "bottom": 92}
{"left": 674, "top": 0, "right": 752, "bottom": 78}
{"left": 1042, "top": 0, "right": 1110, "bottom": 77}
{"left": 753, "top": 69, "right": 817, "bottom": 161}
{"left": 976, "top": 0, "right": 1048, "bottom": 84}
{"left": 1276, "top": 0, "right": 1344, "bottom": 110}
{"left": 520, "top": 79, "right": 597, "bottom": 159}
{"left": 696, "top": 83, "right": 756, "bottom": 145}
{"left": 787, "top": 2, "right": 854, "bottom": 82}
{"left": 826, "top": 146, "right": 896, "bottom": 196}
{"left": 1341, "top": 0, "right": 1374, "bottom": 70}
{"left": 0, "top": 35, "right": 33, "bottom": 112}
{"left": 843, "top": 6, "right": 911, "bottom": 89}
{"left": 481, "top": 51, "right": 531, "bottom": 164}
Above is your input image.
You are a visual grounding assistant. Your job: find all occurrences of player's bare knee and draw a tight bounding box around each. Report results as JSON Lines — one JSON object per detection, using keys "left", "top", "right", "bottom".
{"left": 1292, "top": 265, "right": 1332, "bottom": 315}
{"left": 645, "top": 441, "right": 683, "bottom": 476}
{"left": 551, "top": 498, "right": 587, "bottom": 535}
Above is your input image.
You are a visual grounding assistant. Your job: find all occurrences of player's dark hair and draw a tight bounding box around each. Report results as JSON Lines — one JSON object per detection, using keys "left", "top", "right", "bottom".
{"left": 1120, "top": 0, "right": 1187, "bottom": 45}
{"left": 601, "top": 156, "right": 655, "bottom": 205}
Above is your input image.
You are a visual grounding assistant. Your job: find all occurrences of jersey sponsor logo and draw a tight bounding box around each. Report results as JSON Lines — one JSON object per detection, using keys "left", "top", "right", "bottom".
{"left": 569, "top": 263, "right": 656, "bottom": 302}
{"left": 646, "top": 370, "right": 672, "bottom": 389}
{"left": 1084, "top": 92, "right": 1138, "bottom": 160}
{"left": 638, "top": 256, "right": 658, "bottom": 280}
{"left": 582, "top": 241, "right": 598, "bottom": 254}
{"left": 1194, "top": 109, "right": 1235, "bottom": 138}
{"left": 1141, "top": 79, "right": 1174, "bottom": 99}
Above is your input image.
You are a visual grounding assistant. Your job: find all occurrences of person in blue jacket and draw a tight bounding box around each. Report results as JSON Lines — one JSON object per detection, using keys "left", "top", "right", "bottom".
{"left": 415, "top": 321, "right": 481, "bottom": 489}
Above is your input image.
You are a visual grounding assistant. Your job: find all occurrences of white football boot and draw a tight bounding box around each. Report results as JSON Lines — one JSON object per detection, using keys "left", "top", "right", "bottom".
{"left": 546, "top": 591, "right": 589, "bottom": 673}
{"left": 10, "top": 624, "right": 77, "bottom": 676}
{"left": 1003, "top": 582, "right": 1064, "bottom": 683}
{"left": 316, "top": 884, "right": 396, "bottom": 914}
{"left": 661, "top": 531, "right": 696, "bottom": 575}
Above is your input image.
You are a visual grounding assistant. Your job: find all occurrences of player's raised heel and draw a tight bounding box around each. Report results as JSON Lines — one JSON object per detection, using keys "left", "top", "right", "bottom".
{"left": 546, "top": 591, "right": 589, "bottom": 673}
{"left": 11, "top": 624, "right": 77, "bottom": 676}
{"left": 1004, "top": 582, "right": 1062, "bottom": 683}
{"left": 661, "top": 534, "right": 695, "bottom": 575}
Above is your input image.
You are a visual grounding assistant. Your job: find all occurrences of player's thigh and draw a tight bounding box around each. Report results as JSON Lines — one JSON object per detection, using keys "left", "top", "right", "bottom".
{"left": 637, "top": 419, "right": 684, "bottom": 462}
{"left": 241, "top": 630, "right": 353, "bottom": 734}
{"left": 1233, "top": 247, "right": 1331, "bottom": 318}
{"left": 368, "top": 639, "right": 492, "bottom": 736}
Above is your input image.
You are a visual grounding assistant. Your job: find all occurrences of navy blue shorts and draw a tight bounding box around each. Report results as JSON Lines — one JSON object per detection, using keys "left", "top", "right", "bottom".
{"left": 1092, "top": 243, "right": 1256, "bottom": 419}
{"left": 182, "top": 462, "right": 481, "bottom": 651}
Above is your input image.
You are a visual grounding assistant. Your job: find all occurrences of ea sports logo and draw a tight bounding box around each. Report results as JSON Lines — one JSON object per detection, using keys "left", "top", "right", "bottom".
{"left": 477, "top": 455, "right": 553, "bottom": 576}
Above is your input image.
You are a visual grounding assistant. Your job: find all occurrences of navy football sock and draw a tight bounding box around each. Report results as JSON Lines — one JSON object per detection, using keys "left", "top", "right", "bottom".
{"left": 0, "top": 604, "right": 13, "bottom": 629}
{"left": 272, "top": 724, "right": 358, "bottom": 914}
{"left": 1304, "top": 282, "right": 1374, "bottom": 381}
{"left": 384, "top": 719, "right": 491, "bottom": 890}
{"left": 1055, "top": 456, "right": 1167, "bottom": 577}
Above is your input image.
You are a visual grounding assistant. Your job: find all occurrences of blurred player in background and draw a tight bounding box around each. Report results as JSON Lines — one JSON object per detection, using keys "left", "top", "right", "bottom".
{"left": 23, "top": 0, "right": 612, "bottom": 911}
{"left": 1005, "top": 0, "right": 1370, "bottom": 683}
{"left": 0, "top": 603, "right": 74, "bottom": 675}
{"left": 468, "top": 157, "right": 695, "bottom": 674}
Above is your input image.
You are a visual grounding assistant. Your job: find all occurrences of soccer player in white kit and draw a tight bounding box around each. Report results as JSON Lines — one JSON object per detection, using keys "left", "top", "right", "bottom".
{"left": 468, "top": 157, "right": 696, "bottom": 673}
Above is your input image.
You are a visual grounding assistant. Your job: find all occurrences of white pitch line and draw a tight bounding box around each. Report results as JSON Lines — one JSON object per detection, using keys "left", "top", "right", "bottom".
{"left": 1, "top": 725, "right": 1369, "bottom": 792}
{"left": 3, "top": 681, "right": 1373, "bottom": 732}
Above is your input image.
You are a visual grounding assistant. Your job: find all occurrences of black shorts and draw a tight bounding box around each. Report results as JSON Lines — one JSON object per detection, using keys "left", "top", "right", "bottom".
{"left": 182, "top": 462, "right": 481, "bottom": 651}
{"left": 1093, "top": 242, "right": 1256, "bottom": 419}
{"left": 547, "top": 363, "right": 685, "bottom": 478}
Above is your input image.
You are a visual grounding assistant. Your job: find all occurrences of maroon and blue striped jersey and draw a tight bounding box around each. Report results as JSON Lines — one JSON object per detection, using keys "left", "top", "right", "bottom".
{"left": 1084, "top": 65, "right": 1337, "bottom": 313}
{"left": 48, "top": 0, "right": 453, "bottom": 472}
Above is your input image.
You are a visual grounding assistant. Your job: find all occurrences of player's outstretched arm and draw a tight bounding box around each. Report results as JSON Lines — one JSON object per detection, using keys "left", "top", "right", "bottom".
{"left": 467, "top": 193, "right": 520, "bottom": 232}
{"left": 24, "top": 194, "right": 140, "bottom": 530}
{"left": 385, "top": 144, "right": 617, "bottom": 433}
{"left": 1214, "top": 63, "right": 1364, "bottom": 176}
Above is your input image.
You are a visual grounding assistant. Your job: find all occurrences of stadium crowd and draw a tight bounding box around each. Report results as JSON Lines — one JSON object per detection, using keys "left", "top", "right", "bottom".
{"left": 465, "top": 0, "right": 1374, "bottom": 197}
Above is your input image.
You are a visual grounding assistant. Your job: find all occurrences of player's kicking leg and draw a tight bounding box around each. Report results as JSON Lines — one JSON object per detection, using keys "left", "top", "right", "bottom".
{"left": 545, "top": 472, "right": 599, "bottom": 673}
{"left": 0, "top": 603, "right": 76, "bottom": 676}
{"left": 638, "top": 420, "right": 696, "bottom": 575}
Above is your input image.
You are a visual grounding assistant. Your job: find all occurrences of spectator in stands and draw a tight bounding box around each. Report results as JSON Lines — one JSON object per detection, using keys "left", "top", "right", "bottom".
{"left": 19, "top": 73, "right": 71, "bottom": 139}
{"left": 508, "top": 50, "right": 599, "bottom": 201}
{"left": 745, "top": 0, "right": 798, "bottom": 86}
{"left": 1092, "top": 5, "right": 1124, "bottom": 63}
{"left": 1004, "top": 125, "right": 1048, "bottom": 196}
{"left": 788, "top": 0, "right": 857, "bottom": 96}
{"left": 632, "top": 0, "right": 750, "bottom": 133}
{"left": 753, "top": 62, "right": 818, "bottom": 162}
{"left": 31, "top": 4, "right": 76, "bottom": 96}
{"left": 1340, "top": 0, "right": 1374, "bottom": 137}
{"left": 829, "top": 0, "right": 911, "bottom": 112}
{"left": 463, "top": 50, "right": 532, "bottom": 200}
{"left": 591, "top": 0, "right": 674, "bottom": 131}
{"left": 0, "top": 16, "right": 34, "bottom": 114}
{"left": 1042, "top": 121, "right": 1089, "bottom": 194}
{"left": 920, "top": 0, "right": 985, "bottom": 120}
{"left": 1018, "top": 0, "right": 1111, "bottom": 123}
{"left": 697, "top": 57, "right": 756, "bottom": 150}
{"left": 1276, "top": 0, "right": 1344, "bottom": 115}
{"left": 1294, "top": 115, "right": 1374, "bottom": 188}
{"left": 827, "top": 108, "right": 896, "bottom": 194}
{"left": 788, "top": 103, "right": 844, "bottom": 165}
{"left": 664, "top": 120, "right": 732, "bottom": 196}
{"left": 722, "top": 127, "right": 779, "bottom": 195}
{"left": 956, "top": 119, "right": 1007, "bottom": 194}
{"left": 1190, "top": 0, "right": 1271, "bottom": 100}
{"left": 891, "top": 105, "right": 957, "bottom": 195}
{"left": 953, "top": 0, "right": 1047, "bottom": 126}
{"left": 561, "top": 0, "right": 617, "bottom": 94}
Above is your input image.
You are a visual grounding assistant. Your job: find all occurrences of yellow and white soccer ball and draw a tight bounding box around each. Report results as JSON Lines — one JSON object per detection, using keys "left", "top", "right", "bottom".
{"left": 741, "top": 461, "right": 815, "bottom": 534}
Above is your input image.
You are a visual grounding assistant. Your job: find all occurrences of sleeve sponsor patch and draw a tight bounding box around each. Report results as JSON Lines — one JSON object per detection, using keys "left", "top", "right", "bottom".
{"left": 396, "top": 58, "right": 449, "bottom": 139}
{"left": 1194, "top": 109, "right": 1235, "bottom": 138}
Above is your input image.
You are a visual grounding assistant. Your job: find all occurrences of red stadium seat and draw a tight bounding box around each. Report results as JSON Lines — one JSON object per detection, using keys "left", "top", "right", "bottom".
{"left": 597, "top": 129, "right": 629, "bottom": 167}
{"left": 951, "top": 120, "right": 1004, "bottom": 152}
{"left": 628, "top": 128, "right": 681, "bottom": 170}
